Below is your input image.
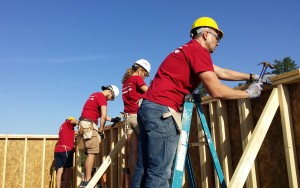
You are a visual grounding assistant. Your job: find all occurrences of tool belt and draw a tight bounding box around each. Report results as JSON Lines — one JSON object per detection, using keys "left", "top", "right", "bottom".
{"left": 137, "top": 98, "right": 143, "bottom": 107}
{"left": 56, "top": 144, "right": 72, "bottom": 157}
{"left": 79, "top": 117, "right": 97, "bottom": 124}
{"left": 78, "top": 117, "right": 98, "bottom": 139}
{"left": 122, "top": 113, "right": 135, "bottom": 118}
{"left": 162, "top": 107, "right": 182, "bottom": 134}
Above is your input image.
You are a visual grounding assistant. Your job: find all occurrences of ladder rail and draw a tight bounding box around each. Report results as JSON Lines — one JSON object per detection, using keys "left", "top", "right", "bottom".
{"left": 170, "top": 98, "right": 194, "bottom": 188}
{"left": 195, "top": 102, "right": 227, "bottom": 188}
{"left": 185, "top": 150, "right": 197, "bottom": 188}
{"left": 170, "top": 93, "right": 227, "bottom": 188}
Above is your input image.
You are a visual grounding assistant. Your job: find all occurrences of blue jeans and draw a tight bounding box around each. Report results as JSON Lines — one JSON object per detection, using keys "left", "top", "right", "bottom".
{"left": 131, "top": 100, "right": 180, "bottom": 188}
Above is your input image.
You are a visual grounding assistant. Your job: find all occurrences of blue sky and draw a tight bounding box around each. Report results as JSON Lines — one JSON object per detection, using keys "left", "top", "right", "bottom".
{"left": 1, "top": 1, "right": 299, "bottom": 135}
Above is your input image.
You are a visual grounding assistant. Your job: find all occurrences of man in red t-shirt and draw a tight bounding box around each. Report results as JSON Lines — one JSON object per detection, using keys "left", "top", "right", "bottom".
{"left": 79, "top": 85, "right": 121, "bottom": 187}
{"left": 131, "top": 17, "right": 272, "bottom": 188}
{"left": 54, "top": 116, "right": 78, "bottom": 188}
{"left": 122, "top": 59, "right": 151, "bottom": 184}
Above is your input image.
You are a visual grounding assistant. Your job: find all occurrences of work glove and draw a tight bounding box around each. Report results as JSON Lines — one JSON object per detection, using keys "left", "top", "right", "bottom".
{"left": 253, "top": 74, "right": 276, "bottom": 85}
{"left": 111, "top": 117, "right": 121, "bottom": 123}
{"left": 111, "top": 117, "right": 121, "bottom": 127}
{"left": 245, "top": 82, "right": 263, "bottom": 98}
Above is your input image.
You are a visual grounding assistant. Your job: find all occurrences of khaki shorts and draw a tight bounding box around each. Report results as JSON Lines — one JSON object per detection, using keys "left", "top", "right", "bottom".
{"left": 79, "top": 120, "right": 98, "bottom": 139}
{"left": 124, "top": 114, "right": 139, "bottom": 135}
{"left": 83, "top": 130, "right": 101, "bottom": 154}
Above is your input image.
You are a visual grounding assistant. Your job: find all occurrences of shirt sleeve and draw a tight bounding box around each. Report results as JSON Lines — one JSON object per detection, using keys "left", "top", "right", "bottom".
{"left": 189, "top": 50, "right": 214, "bottom": 74}
{"left": 97, "top": 93, "right": 107, "bottom": 107}
{"left": 135, "top": 76, "right": 147, "bottom": 88}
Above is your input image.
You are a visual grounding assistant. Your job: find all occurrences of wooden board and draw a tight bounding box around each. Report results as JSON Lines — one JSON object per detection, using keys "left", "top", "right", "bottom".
{"left": 229, "top": 88, "right": 279, "bottom": 187}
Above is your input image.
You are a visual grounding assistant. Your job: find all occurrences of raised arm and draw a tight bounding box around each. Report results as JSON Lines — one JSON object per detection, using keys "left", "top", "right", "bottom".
{"left": 213, "top": 64, "right": 253, "bottom": 81}
{"left": 199, "top": 71, "right": 250, "bottom": 99}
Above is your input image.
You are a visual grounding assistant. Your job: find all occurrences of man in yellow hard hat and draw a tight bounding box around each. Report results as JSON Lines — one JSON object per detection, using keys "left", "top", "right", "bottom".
{"left": 131, "top": 17, "right": 272, "bottom": 188}
{"left": 54, "top": 116, "right": 78, "bottom": 188}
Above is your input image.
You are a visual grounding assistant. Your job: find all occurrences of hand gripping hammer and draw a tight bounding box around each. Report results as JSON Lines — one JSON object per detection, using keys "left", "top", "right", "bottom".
{"left": 258, "top": 61, "right": 274, "bottom": 81}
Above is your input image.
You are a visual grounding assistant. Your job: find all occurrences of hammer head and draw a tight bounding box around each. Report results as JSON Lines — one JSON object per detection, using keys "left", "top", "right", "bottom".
{"left": 258, "top": 61, "right": 274, "bottom": 69}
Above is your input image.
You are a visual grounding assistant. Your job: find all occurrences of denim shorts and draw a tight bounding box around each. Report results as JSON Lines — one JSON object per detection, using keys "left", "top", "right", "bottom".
{"left": 54, "top": 150, "right": 74, "bottom": 169}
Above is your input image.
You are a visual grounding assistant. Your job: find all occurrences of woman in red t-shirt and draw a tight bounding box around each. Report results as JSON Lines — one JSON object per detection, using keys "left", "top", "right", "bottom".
{"left": 121, "top": 59, "right": 151, "bottom": 184}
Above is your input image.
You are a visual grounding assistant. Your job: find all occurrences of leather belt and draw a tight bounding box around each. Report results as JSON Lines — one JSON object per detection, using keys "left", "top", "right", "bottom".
{"left": 79, "top": 117, "right": 97, "bottom": 125}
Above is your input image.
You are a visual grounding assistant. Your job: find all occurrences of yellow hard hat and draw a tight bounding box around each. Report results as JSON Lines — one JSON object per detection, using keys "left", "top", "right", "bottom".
{"left": 67, "top": 116, "right": 75, "bottom": 120}
{"left": 190, "top": 17, "right": 224, "bottom": 39}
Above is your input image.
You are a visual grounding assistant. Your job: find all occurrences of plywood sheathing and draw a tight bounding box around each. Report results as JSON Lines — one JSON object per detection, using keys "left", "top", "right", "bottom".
{"left": 0, "top": 137, "right": 57, "bottom": 188}
{"left": 44, "top": 139, "right": 57, "bottom": 188}
{"left": 226, "top": 100, "right": 243, "bottom": 172}
{"left": 25, "top": 139, "right": 43, "bottom": 187}
{"left": 5, "top": 140, "right": 24, "bottom": 187}
{"left": 253, "top": 90, "right": 288, "bottom": 187}
{"left": 289, "top": 83, "right": 300, "bottom": 175}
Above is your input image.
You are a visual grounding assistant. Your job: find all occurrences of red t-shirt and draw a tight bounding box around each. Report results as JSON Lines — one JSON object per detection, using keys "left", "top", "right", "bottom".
{"left": 80, "top": 92, "right": 107, "bottom": 124}
{"left": 144, "top": 39, "right": 214, "bottom": 112}
{"left": 122, "top": 75, "right": 147, "bottom": 113}
{"left": 54, "top": 120, "right": 76, "bottom": 152}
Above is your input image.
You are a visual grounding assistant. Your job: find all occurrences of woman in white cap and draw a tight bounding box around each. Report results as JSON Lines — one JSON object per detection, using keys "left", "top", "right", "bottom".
{"left": 121, "top": 59, "right": 151, "bottom": 184}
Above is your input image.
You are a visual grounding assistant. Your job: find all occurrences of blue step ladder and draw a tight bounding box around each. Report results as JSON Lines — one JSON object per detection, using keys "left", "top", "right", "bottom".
{"left": 170, "top": 93, "right": 227, "bottom": 188}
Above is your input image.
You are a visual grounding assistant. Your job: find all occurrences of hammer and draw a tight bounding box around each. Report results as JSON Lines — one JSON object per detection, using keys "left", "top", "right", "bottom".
{"left": 258, "top": 61, "right": 274, "bottom": 81}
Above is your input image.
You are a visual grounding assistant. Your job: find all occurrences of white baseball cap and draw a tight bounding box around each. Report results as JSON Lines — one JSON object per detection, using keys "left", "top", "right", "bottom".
{"left": 101, "top": 85, "right": 119, "bottom": 98}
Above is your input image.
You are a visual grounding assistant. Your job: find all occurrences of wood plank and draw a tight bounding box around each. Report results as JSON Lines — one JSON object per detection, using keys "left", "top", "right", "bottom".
{"left": 228, "top": 88, "right": 279, "bottom": 188}
{"left": 237, "top": 99, "right": 260, "bottom": 188}
{"left": 278, "top": 84, "right": 300, "bottom": 187}
{"left": 101, "top": 131, "right": 108, "bottom": 186}
{"left": 209, "top": 102, "right": 220, "bottom": 188}
{"left": 0, "top": 135, "right": 58, "bottom": 139}
{"left": 201, "top": 97, "right": 219, "bottom": 105}
{"left": 270, "top": 69, "right": 300, "bottom": 83}
{"left": 22, "top": 138, "right": 27, "bottom": 188}
{"left": 111, "top": 128, "right": 118, "bottom": 188}
{"left": 86, "top": 134, "right": 127, "bottom": 188}
{"left": 41, "top": 138, "right": 46, "bottom": 188}
{"left": 109, "top": 129, "right": 114, "bottom": 187}
{"left": 118, "top": 126, "right": 127, "bottom": 188}
{"left": 216, "top": 100, "right": 232, "bottom": 184}
{"left": 2, "top": 138, "right": 8, "bottom": 188}
{"left": 75, "top": 137, "right": 83, "bottom": 187}
{"left": 271, "top": 72, "right": 300, "bottom": 85}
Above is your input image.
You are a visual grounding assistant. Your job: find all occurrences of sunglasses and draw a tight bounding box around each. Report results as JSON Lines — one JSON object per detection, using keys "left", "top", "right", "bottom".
{"left": 207, "top": 31, "right": 220, "bottom": 42}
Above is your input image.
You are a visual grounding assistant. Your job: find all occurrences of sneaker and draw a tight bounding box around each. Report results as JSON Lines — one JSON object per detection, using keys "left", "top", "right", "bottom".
{"left": 79, "top": 180, "right": 89, "bottom": 187}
